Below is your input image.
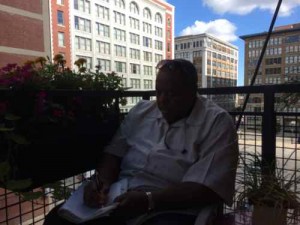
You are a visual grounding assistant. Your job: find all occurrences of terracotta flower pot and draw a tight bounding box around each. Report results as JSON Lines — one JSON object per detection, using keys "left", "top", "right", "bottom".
{"left": 253, "top": 205, "right": 287, "bottom": 225}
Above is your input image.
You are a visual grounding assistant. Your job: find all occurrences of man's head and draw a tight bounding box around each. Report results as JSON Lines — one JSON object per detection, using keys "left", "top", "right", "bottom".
{"left": 155, "top": 59, "right": 198, "bottom": 124}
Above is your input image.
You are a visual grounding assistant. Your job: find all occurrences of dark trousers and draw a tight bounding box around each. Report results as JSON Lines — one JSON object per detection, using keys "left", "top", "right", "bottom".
{"left": 43, "top": 204, "right": 196, "bottom": 225}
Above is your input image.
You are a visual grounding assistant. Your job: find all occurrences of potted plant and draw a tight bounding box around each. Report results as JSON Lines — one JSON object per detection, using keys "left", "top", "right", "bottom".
{"left": 236, "top": 152, "right": 300, "bottom": 225}
{"left": 0, "top": 55, "right": 126, "bottom": 199}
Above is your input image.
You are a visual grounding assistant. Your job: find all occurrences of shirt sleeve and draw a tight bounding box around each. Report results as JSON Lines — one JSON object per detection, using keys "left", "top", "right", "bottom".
{"left": 182, "top": 112, "right": 239, "bottom": 206}
{"left": 103, "top": 106, "right": 135, "bottom": 158}
{"left": 103, "top": 100, "right": 145, "bottom": 157}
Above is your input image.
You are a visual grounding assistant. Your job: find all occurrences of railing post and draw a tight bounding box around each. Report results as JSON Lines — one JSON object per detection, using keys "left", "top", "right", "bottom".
{"left": 262, "top": 88, "right": 276, "bottom": 176}
{"left": 142, "top": 93, "right": 151, "bottom": 100}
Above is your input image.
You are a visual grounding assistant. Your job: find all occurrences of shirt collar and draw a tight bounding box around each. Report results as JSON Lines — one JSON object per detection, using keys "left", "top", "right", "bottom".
{"left": 147, "top": 95, "right": 204, "bottom": 127}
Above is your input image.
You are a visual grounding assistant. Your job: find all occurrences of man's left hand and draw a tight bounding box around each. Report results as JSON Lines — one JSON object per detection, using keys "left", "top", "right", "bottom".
{"left": 112, "top": 191, "right": 149, "bottom": 218}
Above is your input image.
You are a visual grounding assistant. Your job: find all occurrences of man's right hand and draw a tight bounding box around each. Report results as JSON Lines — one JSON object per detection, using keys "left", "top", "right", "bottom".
{"left": 83, "top": 180, "right": 110, "bottom": 208}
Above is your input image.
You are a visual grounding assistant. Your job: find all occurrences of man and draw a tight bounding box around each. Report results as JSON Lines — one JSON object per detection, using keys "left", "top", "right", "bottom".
{"left": 44, "top": 59, "right": 239, "bottom": 225}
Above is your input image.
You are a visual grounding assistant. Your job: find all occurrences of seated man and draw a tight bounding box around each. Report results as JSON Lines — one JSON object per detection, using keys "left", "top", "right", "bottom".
{"left": 44, "top": 59, "right": 239, "bottom": 225}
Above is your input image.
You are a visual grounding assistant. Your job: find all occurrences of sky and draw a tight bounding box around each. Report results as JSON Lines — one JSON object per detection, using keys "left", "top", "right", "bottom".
{"left": 165, "top": 0, "right": 300, "bottom": 86}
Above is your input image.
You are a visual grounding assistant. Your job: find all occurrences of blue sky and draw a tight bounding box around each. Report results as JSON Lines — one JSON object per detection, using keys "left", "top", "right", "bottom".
{"left": 166, "top": 0, "right": 300, "bottom": 86}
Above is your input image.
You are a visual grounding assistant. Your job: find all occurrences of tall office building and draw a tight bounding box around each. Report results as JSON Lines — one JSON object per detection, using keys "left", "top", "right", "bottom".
{"left": 175, "top": 34, "right": 239, "bottom": 110}
{"left": 0, "top": 1, "right": 51, "bottom": 67}
{"left": 241, "top": 23, "right": 300, "bottom": 87}
{"left": 49, "top": 0, "right": 175, "bottom": 111}
{"left": 240, "top": 23, "right": 300, "bottom": 129}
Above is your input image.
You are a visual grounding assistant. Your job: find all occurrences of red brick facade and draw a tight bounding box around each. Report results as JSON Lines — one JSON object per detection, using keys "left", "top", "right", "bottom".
{"left": 0, "top": 52, "right": 38, "bottom": 66}
{"left": 0, "top": 0, "right": 42, "bottom": 14}
{"left": 0, "top": 1, "right": 50, "bottom": 68}
{"left": 0, "top": 11, "right": 44, "bottom": 52}
{"left": 50, "top": 0, "right": 71, "bottom": 68}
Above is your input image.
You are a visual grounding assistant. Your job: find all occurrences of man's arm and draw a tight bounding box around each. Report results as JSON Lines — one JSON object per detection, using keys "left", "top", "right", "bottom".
{"left": 83, "top": 153, "right": 122, "bottom": 208}
{"left": 96, "top": 152, "right": 122, "bottom": 185}
{"left": 152, "top": 182, "right": 222, "bottom": 210}
{"left": 112, "top": 182, "right": 222, "bottom": 218}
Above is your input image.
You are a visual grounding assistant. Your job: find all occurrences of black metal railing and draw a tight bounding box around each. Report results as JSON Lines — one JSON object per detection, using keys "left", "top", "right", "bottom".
{"left": 0, "top": 84, "right": 299, "bottom": 224}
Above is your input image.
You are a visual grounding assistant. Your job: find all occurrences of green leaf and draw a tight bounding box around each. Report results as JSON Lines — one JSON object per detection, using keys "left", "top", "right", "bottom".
{"left": 5, "top": 114, "right": 21, "bottom": 121}
{"left": 0, "top": 162, "right": 10, "bottom": 181}
{"left": 10, "top": 134, "right": 30, "bottom": 145}
{"left": 20, "top": 191, "right": 44, "bottom": 201}
{"left": 0, "top": 127, "right": 14, "bottom": 132}
{"left": 6, "top": 179, "right": 32, "bottom": 190}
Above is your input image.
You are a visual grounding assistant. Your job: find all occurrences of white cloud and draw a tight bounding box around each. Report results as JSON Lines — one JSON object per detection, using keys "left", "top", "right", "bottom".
{"left": 202, "top": 0, "right": 300, "bottom": 16}
{"left": 180, "top": 19, "right": 238, "bottom": 42}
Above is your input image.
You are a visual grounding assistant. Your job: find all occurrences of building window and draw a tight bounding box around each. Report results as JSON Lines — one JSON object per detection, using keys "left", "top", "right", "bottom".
{"left": 74, "top": 0, "right": 91, "bottom": 13}
{"left": 57, "top": 11, "right": 64, "bottom": 25}
{"left": 57, "top": 0, "right": 64, "bottom": 5}
{"left": 143, "top": 66, "right": 152, "bottom": 76}
{"left": 144, "top": 80, "right": 153, "bottom": 89}
{"left": 143, "top": 37, "right": 152, "bottom": 48}
{"left": 155, "top": 13, "right": 162, "bottom": 24}
{"left": 155, "top": 27, "right": 163, "bottom": 37}
{"left": 114, "top": 11, "right": 125, "bottom": 25}
{"left": 58, "top": 32, "right": 65, "bottom": 47}
{"left": 96, "top": 41, "right": 110, "bottom": 54}
{"left": 130, "top": 78, "right": 140, "bottom": 89}
{"left": 115, "top": 45, "right": 126, "bottom": 57}
{"left": 130, "top": 2, "right": 139, "bottom": 14}
{"left": 167, "top": 43, "right": 171, "bottom": 52}
{"left": 144, "top": 51, "right": 152, "bottom": 62}
{"left": 129, "top": 17, "right": 139, "bottom": 30}
{"left": 167, "top": 18, "right": 171, "bottom": 26}
{"left": 114, "top": 28, "right": 126, "bottom": 41}
{"left": 143, "top": 8, "right": 151, "bottom": 19}
{"left": 96, "top": 4, "right": 109, "bottom": 20}
{"left": 76, "top": 55, "right": 92, "bottom": 69}
{"left": 96, "top": 23, "right": 110, "bottom": 37}
{"left": 115, "top": 61, "right": 126, "bottom": 73}
{"left": 75, "top": 36, "right": 92, "bottom": 51}
{"left": 130, "top": 64, "right": 140, "bottom": 74}
{"left": 167, "top": 30, "right": 171, "bottom": 39}
{"left": 115, "top": 0, "right": 125, "bottom": 9}
{"left": 130, "top": 33, "right": 140, "bottom": 45}
{"left": 131, "top": 96, "right": 141, "bottom": 104}
{"left": 97, "top": 59, "right": 111, "bottom": 71}
{"left": 155, "top": 40, "right": 163, "bottom": 50}
{"left": 143, "top": 22, "right": 152, "bottom": 34}
{"left": 122, "top": 78, "right": 127, "bottom": 87}
{"left": 74, "top": 16, "right": 91, "bottom": 32}
{"left": 130, "top": 48, "right": 140, "bottom": 60}
{"left": 265, "top": 67, "right": 281, "bottom": 75}
{"left": 155, "top": 54, "right": 163, "bottom": 63}
{"left": 285, "top": 35, "right": 300, "bottom": 44}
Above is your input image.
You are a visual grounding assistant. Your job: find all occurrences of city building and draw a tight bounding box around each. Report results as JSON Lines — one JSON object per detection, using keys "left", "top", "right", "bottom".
{"left": 175, "top": 34, "right": 238, "bottom": 110}
{"left": 49, "top": 0, "right": 175, "bottom": 111}
{"left": 0, "top": 1, "right": 51, "bottom": 67}
{"left": 50, "top": 0, "right": 72, "bottom": 68}
{"left": 240, "top": 23, "right": 300, "bottom": 130}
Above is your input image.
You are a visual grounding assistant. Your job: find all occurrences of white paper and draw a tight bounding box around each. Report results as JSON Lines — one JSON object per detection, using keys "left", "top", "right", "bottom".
{"left": 58, "top": 179, "right": 128, "bottom": 224}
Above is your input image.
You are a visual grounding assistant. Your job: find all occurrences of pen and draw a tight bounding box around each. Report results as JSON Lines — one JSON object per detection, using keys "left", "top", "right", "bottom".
{"left": 94, "top": 170, "right": 102, "bottom": 193}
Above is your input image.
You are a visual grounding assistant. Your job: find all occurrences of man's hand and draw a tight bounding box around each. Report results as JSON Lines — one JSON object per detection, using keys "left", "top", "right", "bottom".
{"left": 83, "top": 180, "right": 110, "bottom": 208}
{"left": 112, "top": 191, "right": 148, "bottom": 218}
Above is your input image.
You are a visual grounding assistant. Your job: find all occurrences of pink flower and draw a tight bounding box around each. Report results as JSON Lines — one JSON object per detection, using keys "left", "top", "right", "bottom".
{"left": 0, "top": 101, "right": 7, "bottom": 114}
{"left": 52, "top": 109, "right": 64, "bottom": 118}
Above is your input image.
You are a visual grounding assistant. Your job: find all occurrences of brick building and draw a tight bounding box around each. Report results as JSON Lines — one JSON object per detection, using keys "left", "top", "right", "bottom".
{"left": 0, "top": 0, "right": 51, "bottom": 67}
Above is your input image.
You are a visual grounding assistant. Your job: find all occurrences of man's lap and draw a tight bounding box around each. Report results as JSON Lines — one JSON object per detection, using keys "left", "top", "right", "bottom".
{"left": 43, "top": 204, "right": 196, "bottom": 225}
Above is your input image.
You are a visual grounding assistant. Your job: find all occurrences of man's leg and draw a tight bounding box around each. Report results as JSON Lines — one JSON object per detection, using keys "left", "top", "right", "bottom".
{"left": 43, "top": 204, "right": 127, "bottom": 225}
{"left": 141, "top": 213, "right": 196, "bottom": 225}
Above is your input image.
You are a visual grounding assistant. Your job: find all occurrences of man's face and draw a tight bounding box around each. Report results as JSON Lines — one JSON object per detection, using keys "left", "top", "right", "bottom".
{"left": 156, "top": 69, "right": 195, "bottom": 124}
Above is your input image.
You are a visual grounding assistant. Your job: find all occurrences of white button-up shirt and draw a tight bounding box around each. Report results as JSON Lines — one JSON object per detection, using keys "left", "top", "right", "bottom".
{"left": 104, "top": 96, "right": 239, "bottom": 224}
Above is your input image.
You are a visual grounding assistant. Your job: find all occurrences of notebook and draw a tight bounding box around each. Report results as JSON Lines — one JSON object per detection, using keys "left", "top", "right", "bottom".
{"left": 58, "top": 179, "right": 128, "bottom": 224}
